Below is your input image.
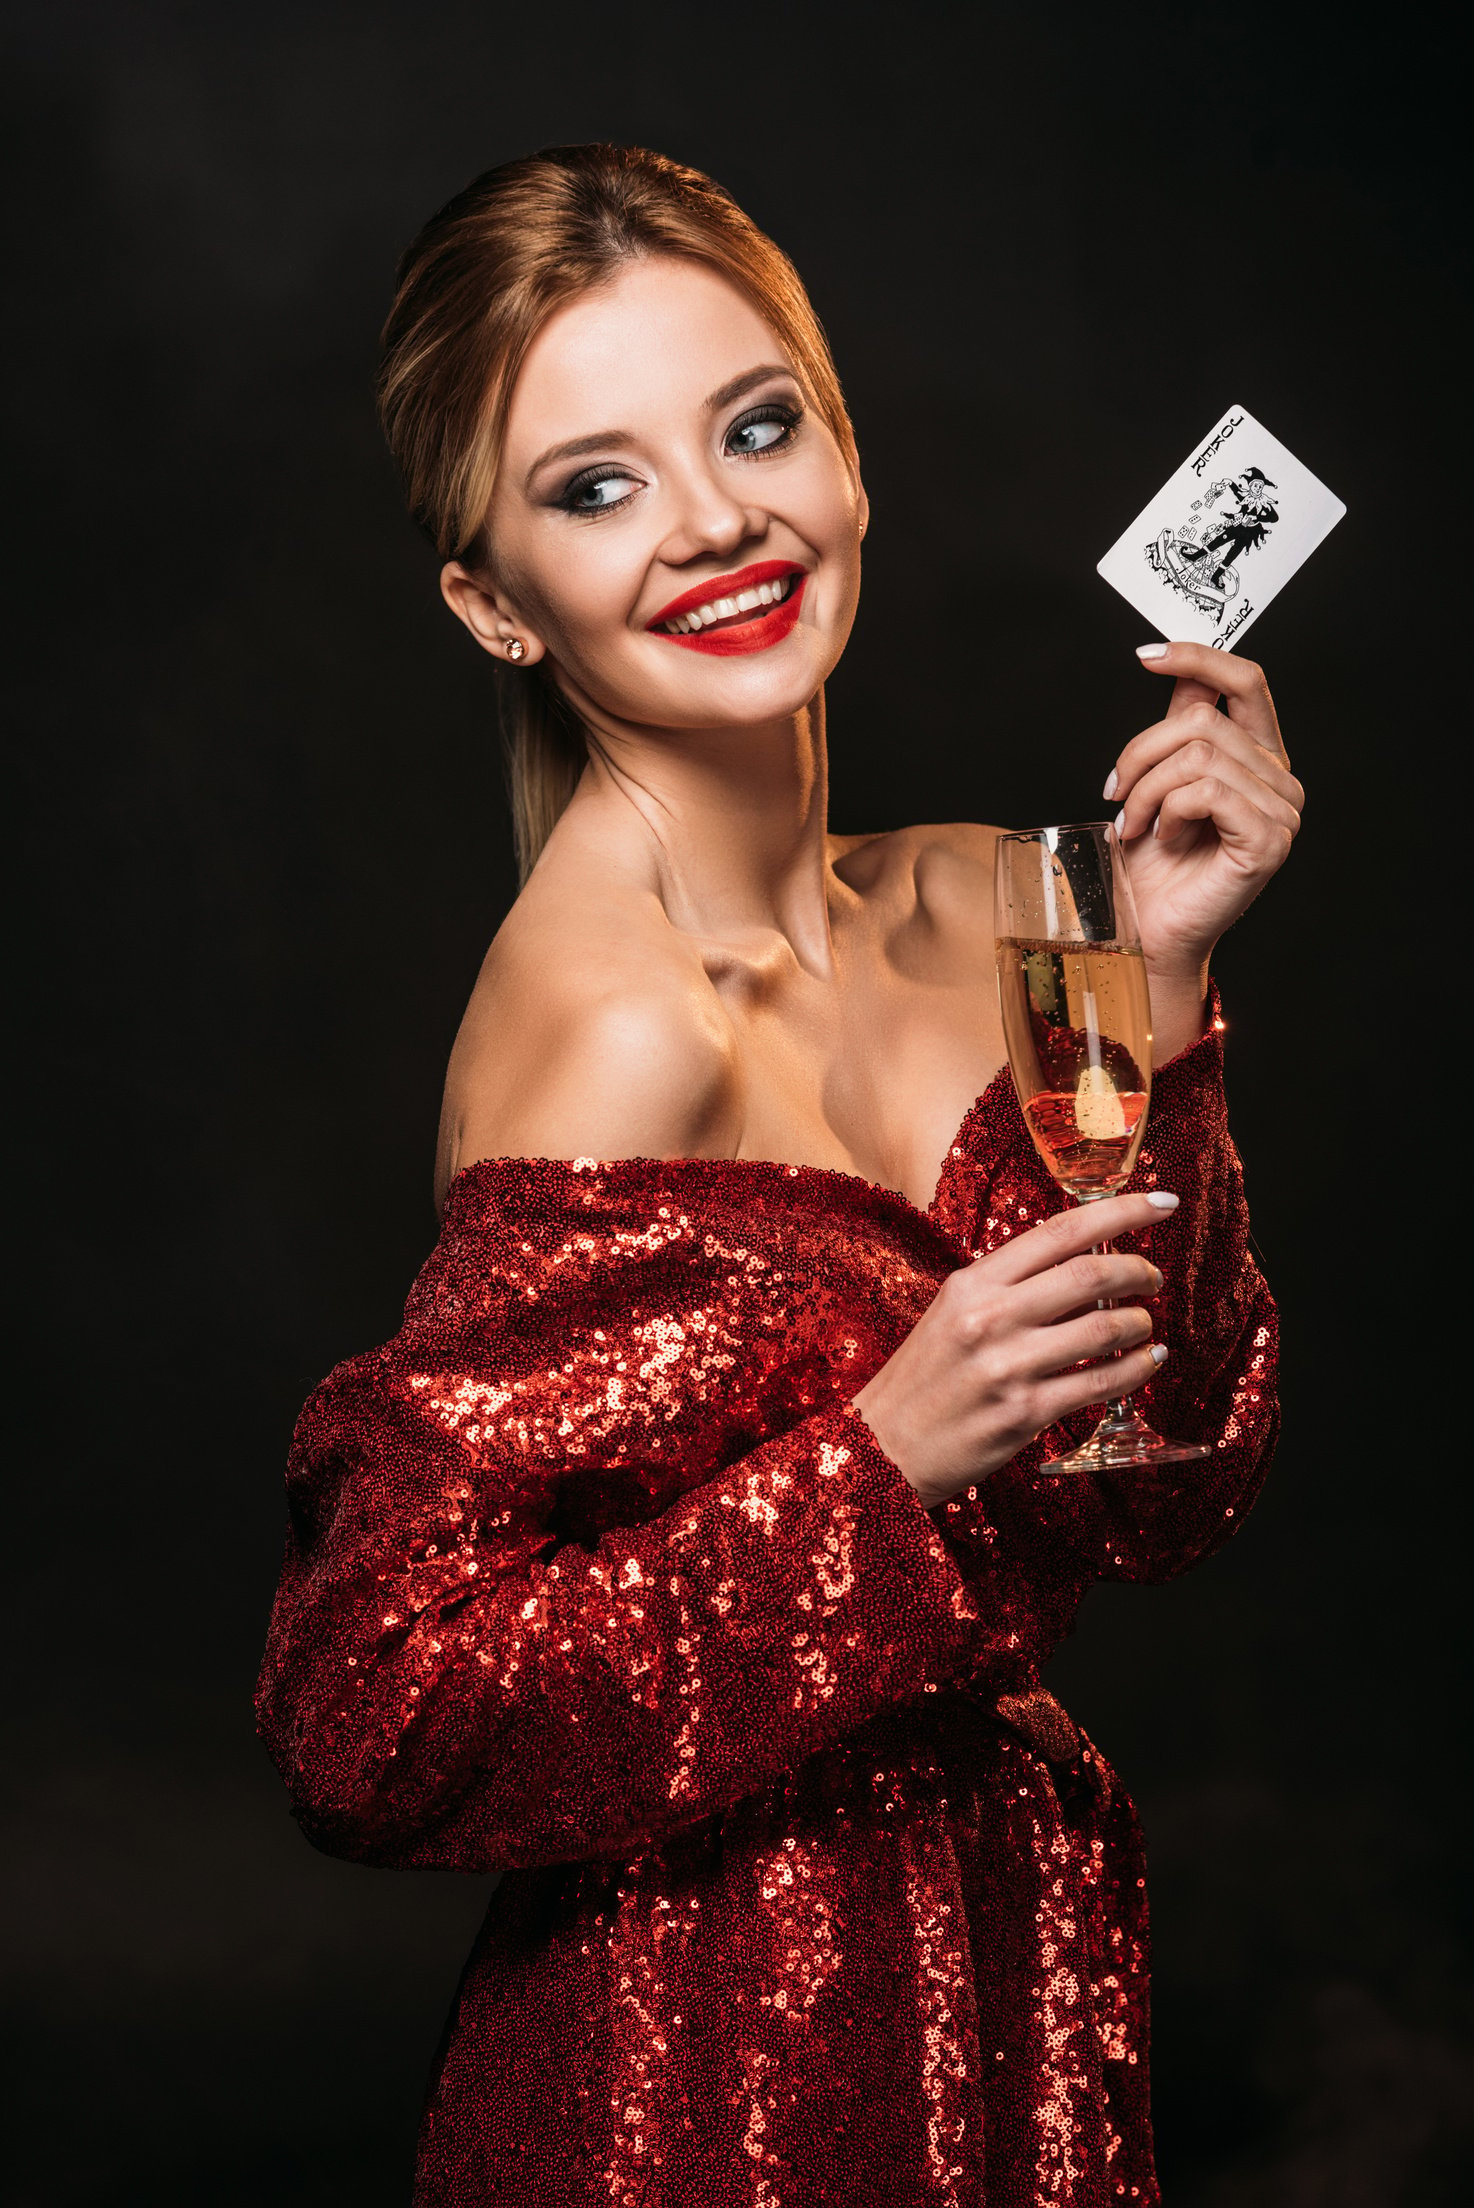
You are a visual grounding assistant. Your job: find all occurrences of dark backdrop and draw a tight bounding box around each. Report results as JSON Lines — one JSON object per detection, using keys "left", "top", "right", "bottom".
{"left": 9, "top": 4, "right": 1469, "bottom": 2202}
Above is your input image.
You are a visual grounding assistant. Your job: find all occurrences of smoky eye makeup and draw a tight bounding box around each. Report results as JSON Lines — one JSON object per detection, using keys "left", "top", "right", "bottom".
{"left": 724, "top": 399, "right": 805, "bottom": 457}
{"left": 547, "top": 380, "right": 808, "bottom": 516}
{"left": 552, "top": 463, "right": 643, "bottom": 516}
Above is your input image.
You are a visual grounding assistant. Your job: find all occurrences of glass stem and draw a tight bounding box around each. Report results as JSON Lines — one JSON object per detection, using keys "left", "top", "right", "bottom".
{"left": 1078, "top": 1190, "right": 1133, "bottom": 1423}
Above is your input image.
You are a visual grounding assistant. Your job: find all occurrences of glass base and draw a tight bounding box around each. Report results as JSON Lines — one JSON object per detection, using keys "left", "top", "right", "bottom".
{"left": 1040, "top": 1404, "right": 1212, "bottom": 1475}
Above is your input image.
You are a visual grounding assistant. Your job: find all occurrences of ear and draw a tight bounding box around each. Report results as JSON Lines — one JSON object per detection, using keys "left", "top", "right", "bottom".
{"left": 439, "top": 561, "right": 547, "bottom": 667}
{"left": 856, "top": 474, "right": 870, "bottom": 541}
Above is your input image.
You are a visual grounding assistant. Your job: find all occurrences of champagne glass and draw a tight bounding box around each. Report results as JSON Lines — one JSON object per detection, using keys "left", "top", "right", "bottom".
{"left": 994, "top": 821, "right": 1210, "bottom": 1473}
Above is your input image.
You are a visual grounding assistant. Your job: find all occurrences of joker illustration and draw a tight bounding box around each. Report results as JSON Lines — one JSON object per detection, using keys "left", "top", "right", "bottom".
{"left": 1180, "top": 466, "right": 1280, "bottom": 584}
{"left": 1151, "top": 465, "right": 1281, "bottom": 615}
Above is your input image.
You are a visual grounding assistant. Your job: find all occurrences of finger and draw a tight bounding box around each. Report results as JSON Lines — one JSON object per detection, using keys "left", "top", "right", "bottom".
{"left": 1028, "top": 1300, "right": 1155, "bottom": 1376}
{"left": 1133, "top": 641, "right": 1287, "bottom": 763}
{"left": 1108, "top": 705, "right": 1304, "bottom": 817}
{"left": 1117, "top": 739, "right": 1302, "bottom": 848}
{"left": 1035, "top": 1338, "right": 1168, "bottom": 1424}
{"left": 1153, "top": 773, "right": 1295, "bottom": 870}
{"left": 979, "top": 1191, "right": 1179, "bottom": 1286}
{"left": 1007, "top": 1247, "right": 1163, "bottom": 1328}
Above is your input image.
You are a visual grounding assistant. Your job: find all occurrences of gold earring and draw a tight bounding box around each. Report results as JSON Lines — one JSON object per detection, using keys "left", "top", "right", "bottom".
{"left": 505, "top": 637, "right": 526, "bottom": 662}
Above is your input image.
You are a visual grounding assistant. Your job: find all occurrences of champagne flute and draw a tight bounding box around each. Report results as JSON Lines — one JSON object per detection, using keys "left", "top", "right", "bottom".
{"left": 994, "top": 821, "right": 1210, "bottom": 1473}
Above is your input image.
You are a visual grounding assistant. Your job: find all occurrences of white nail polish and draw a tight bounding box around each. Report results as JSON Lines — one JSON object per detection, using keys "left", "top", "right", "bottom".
{"left": 1113, "top": 808, "right": 1125, "bottom": 835}
{"left": 1145, "top": 1191, "right": 1180, "bottom": 1209}
{"left": 1102, "top": 769, "right": 1118, "bottom": 801}
{"left": 1136, "top": 642, "right": 1169, "bottom": 660}
{"left": 1149, "top": 1343, "right": 1169, "bottom": 1364}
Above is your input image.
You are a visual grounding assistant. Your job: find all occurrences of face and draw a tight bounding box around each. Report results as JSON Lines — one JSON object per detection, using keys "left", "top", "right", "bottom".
{"left": 443, "top": 256, "right": 867, "bottom": 736}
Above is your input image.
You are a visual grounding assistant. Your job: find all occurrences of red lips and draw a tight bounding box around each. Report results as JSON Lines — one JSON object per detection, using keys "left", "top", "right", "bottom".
{"left": 646, "top": 560, "right": 807, "bottom": 656}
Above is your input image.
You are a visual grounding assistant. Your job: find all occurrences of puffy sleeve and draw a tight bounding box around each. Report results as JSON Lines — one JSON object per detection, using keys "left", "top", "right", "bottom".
{"left": 934, "top": 990, "right": 1280, "bottom": 1590}
{"left": 254, "top": 1358, "right": 989, "bottom": 1876}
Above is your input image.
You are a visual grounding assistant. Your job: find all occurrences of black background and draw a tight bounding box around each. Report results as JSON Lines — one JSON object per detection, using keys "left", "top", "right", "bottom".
{"left": 9, "top": 3, "right": 1470, "bottom": 2202}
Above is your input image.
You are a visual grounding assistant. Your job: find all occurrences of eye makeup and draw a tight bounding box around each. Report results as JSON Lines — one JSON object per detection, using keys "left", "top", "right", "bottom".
{"left": 550, "top": 390, "right": 806, "bottom": 519}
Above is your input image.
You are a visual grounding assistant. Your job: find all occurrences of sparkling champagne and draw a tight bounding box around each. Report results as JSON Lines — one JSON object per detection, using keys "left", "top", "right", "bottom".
{"left": 995, "top": 937, "right": 1153, "bottom": 1196}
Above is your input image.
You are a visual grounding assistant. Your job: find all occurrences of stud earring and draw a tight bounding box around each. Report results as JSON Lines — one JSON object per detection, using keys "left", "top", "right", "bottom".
{"left": 505, "top": 637, "right": 527, "bottom": 662}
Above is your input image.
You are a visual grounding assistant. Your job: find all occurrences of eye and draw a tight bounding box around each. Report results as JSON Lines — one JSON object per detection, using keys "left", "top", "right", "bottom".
{"left": 557, "top": 464, "right": 641, "bottom": 515}
{"left": 725, "top": 402, "right": 802, "bottom": 458}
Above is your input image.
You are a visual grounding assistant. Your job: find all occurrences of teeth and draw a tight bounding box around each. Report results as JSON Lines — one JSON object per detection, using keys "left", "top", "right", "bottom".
{"left": 661, "top": 574, "right": 796, "bottom": 634}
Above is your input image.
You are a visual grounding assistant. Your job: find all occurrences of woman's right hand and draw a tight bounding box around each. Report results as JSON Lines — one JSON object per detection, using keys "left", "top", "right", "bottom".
{"left": 850, "top": 1190, "right": 1178, "bottom": 1508}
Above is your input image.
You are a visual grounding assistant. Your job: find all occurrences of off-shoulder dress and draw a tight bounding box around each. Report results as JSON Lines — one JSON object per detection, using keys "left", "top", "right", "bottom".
{"left": 255, "top": 999, "right": 1278, "bottom": 2207}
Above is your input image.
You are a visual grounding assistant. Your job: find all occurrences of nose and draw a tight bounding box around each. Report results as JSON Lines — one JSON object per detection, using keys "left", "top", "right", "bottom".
{"left": 654, "top": 453, "right": 768, "bottom": 569}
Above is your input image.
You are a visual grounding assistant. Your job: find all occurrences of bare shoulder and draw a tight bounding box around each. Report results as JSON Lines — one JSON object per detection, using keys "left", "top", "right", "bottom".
{"left": 833, "top": 820, "right": 1001, "bottom": 920}
{"left": 435, "top": 876, "right": 739, "bottom": 1210}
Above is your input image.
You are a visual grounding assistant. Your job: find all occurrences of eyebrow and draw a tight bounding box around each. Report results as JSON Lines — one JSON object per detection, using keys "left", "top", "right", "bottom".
{"left": 524, "top": 364, "right": 798, "bottom": 489}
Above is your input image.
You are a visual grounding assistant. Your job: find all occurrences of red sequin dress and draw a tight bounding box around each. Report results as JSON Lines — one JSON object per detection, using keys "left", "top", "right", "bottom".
{"left": 256, "top": 1006, "right": 1277, "bottom": 2206}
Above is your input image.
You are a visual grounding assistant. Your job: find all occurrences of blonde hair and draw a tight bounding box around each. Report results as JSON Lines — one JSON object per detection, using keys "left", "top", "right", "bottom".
{"left": 376, "top": 143, "right": 857, "bottom": 884}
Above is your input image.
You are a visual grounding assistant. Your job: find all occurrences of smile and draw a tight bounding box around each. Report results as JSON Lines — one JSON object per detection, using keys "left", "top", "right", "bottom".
{"left": 646, "top": 560, "right": 807, "bottom": 656}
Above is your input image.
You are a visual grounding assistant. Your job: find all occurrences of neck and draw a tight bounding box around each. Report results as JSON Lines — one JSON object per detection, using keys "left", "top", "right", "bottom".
{"left": 569, "top": 694, "right": 839, "bottom": 979}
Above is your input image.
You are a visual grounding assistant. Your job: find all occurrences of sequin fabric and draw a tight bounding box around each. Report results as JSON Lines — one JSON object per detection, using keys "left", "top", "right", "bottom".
{"left": 255, "top": 995, "right": 1278, "bottom": 2205}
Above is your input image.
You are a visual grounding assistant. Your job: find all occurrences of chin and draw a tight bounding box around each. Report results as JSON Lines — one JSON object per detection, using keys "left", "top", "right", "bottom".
{"left": 573, "top": 640, "right": 837, "bottom": 733}
{"left": 674, "top": 653, "right": 831, "bottom": 726}
{"left": 662, "top": 610, "right": 855, "bottom": 722}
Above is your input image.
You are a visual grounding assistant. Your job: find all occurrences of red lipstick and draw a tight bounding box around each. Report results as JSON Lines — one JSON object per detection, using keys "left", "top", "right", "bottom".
{"left": 646, "top": 559, "right": 807, "bottom": 656}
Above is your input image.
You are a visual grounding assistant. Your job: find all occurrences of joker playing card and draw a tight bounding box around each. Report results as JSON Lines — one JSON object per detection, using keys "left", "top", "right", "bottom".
{"left": 1097, "top": 404, "right": 1346, "bottom": 650}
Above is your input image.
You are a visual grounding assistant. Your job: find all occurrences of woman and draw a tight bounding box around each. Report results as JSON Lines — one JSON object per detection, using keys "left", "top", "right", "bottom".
{"left": 256, "top": 144, "right": 1295, "bottom": 2205}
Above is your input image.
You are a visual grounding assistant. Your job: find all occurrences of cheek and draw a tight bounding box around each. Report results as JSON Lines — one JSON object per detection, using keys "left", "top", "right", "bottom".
{"left": 807, "top": 480, "right": 863, "bottom": 613}
{"left": 501, "top": 526, "right": 645, "bottom": 662}
{"left": 791, "top": 454, "right": 862, "bottom": 571}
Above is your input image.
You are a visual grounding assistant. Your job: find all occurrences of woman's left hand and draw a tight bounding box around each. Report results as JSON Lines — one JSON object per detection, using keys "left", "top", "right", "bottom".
{"left": 1106, "top": 641, "right": 1303, "bottom": 987}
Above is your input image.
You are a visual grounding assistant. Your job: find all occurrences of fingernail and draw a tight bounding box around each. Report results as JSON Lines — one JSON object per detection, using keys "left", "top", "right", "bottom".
{"left": 1136, "top": 641, "right": 1169, "bottom": 660}
{"left": 1145, "top": 1191, "right": 1179, "bottom": 1209}
{"left": 1102, "top": 768, "right": 1118, "bottom": 801}
{"left": 1149, "top": 1343, "right": 1169, "bottom": 1365}
{"left": 1150, "top": 1266, "right": 1164, "bottom": 1291}
{"left": 1113, "top": 808, "right": 1125, "bottom": 835}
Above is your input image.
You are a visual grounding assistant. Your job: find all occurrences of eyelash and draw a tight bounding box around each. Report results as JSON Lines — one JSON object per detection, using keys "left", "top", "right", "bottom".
{"left": 554, "top": 400, "right": 804, "bottom": 517}
{"left": 726, "top": 401, "right": 803, "bottom": 456}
